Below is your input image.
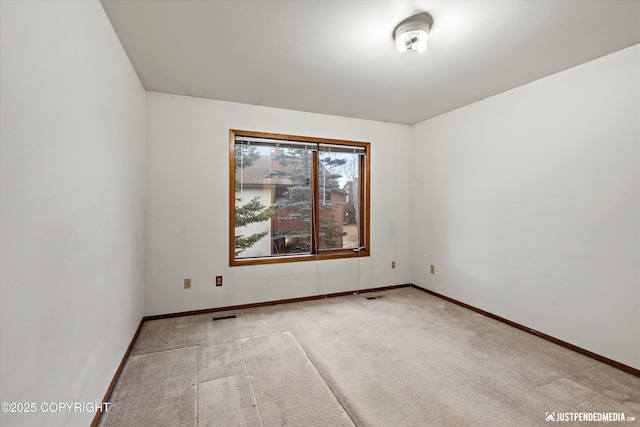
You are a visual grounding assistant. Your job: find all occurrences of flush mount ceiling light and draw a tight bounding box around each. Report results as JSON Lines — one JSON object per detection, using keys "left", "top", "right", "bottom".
{"left": 394, "top": 14, "right": 431, "bottom": 53}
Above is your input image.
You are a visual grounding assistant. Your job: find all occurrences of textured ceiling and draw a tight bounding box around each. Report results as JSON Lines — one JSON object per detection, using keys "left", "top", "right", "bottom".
{"left": 100, "top": 0, "right": 640, "bottom": 125}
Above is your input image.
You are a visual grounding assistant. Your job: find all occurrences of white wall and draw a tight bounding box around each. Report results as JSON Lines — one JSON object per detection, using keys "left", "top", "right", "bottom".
{"left": 412, "top": 45, "right": 640, "bottom": 369}
{"left": 0, "top": 1, "right": 145, "bottom": 426}
{"left": 145, "top": 93, "right": 412, "bottom": 316}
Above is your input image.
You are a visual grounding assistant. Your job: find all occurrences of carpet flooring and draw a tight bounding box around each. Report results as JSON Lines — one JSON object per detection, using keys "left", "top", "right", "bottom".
{"left": 98, "top": 287, "right": 640, "bottom": 426}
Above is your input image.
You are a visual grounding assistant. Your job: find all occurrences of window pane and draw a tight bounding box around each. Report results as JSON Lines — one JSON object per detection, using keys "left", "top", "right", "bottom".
{"left": 271, "top": 147, "right": 313, "bottom": 255}
{"left": 235, "top": 145, "right": 274, "bottom": 258}
{"left": 234, "top": 142, "right": 313, "bottom": 259}
{"left": 318, "top": 150, "right": 360, "bottom": 250}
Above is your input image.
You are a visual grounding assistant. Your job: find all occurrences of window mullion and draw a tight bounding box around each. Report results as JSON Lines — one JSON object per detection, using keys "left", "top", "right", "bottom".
{"left": 359, "top": 153, "right": 365, "bottom": 249}
{"left": 311, "top": 149, "right": 320, "bottom": 255}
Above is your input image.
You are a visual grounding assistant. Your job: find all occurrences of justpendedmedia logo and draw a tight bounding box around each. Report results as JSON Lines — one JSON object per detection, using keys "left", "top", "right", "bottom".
{"left": 545, "top": 412, "right": 635, "bottom": 422}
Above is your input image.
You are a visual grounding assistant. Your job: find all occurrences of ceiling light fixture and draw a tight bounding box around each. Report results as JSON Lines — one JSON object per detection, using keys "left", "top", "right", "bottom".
{"left": 394, "top": 14, "right": 431, "bottom": 53}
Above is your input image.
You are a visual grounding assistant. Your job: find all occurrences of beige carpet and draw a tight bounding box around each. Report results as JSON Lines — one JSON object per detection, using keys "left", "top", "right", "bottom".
{"left": 99, "top": 288, "right": 640, "bottom": 426}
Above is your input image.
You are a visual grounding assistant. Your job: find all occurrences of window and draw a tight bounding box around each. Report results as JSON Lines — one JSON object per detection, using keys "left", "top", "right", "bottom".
{"left": 230, "top": 130, "right": 370, "bottom": 266}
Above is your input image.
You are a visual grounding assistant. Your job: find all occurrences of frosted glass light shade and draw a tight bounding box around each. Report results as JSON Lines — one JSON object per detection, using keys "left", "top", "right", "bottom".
{"left": 394, "top": 19, "right": 430, "bottom": 53}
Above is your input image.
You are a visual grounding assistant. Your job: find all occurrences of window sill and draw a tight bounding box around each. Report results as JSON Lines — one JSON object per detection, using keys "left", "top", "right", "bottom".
{"left": 230, "top": 249, "right": 370, "bottom": 267}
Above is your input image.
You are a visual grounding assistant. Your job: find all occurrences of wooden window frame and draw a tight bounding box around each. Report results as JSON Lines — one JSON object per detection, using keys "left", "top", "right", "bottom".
{"left": 229, "top": 129, "right": 370, "bottom": 266}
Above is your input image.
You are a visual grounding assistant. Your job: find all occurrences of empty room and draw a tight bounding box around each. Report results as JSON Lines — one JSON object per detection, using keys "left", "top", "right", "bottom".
{"left": 1, "top": 0, "right": 639, "bottom": 426}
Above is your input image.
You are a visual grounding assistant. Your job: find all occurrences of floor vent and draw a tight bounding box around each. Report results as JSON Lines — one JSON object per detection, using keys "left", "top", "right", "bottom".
{"left": 212, "top": 314, "right": 237, "bottom": 321}
{"left": 366, "top": 295, "right": 384, "bottom": 300}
